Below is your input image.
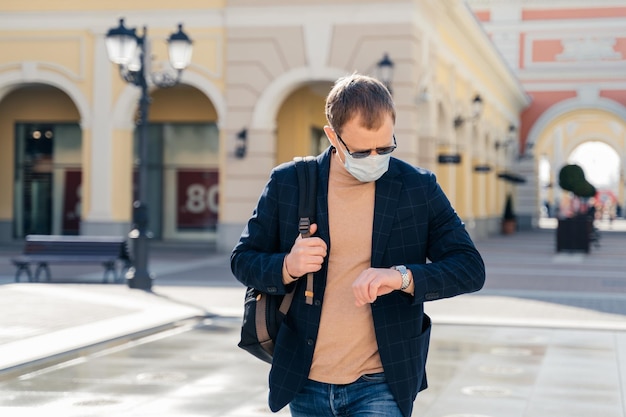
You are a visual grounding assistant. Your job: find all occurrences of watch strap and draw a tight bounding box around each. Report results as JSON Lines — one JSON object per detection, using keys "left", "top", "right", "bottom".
{"left": 392, "top": 265, "right": 410, "bottom": 290}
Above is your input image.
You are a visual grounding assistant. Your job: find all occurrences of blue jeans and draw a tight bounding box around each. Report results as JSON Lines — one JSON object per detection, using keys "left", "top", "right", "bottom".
{"left": 288, "top": 373, "right": 403, "bottom": 417}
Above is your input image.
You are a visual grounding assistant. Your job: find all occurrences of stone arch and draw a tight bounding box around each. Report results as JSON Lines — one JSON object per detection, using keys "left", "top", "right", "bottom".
{"left": 526, "top": 95, "right": 626, "bottom": 151}
{"left": 251, "top": 67, "right": 347, "bottom": 131}
{"left": 111, "top": 69, "right": 227, "bottom": 130}
{"left": 564, "top": 133, "right": 622, "bottom": 160}
{"left": 0, "top": 66, "right": 91, "bottom": 128}
{"left": 528, "top": 98, "right": 626, "bottom": 225}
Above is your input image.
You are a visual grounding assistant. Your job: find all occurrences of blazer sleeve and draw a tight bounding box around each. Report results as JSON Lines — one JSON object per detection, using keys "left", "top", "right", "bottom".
{"left": 409, "top": 172, "right": 485, "bottom": 303}
{"left": 230, "top": 164, "right": 300, "bottom": 295}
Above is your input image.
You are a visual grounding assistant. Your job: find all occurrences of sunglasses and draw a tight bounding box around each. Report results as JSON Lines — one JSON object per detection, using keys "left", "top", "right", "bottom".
{"left": 336, "top": 133, "right": 397, "bottom": 159}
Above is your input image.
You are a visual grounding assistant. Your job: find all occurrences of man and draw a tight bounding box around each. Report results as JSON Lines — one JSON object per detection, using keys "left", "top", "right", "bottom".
{"left": 231, "top": 73, "right": 485, "bottom": 417}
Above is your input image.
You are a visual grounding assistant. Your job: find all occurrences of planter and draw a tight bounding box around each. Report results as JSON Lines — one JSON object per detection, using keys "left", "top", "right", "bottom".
{"left": 556, "top": 217, "right": 593, "bottom": 253}
{"left": 501, "top": 194, "right": 516, "bottom": 235}
{"left": 501, "top": 219, "right": 516, "bottom": 235}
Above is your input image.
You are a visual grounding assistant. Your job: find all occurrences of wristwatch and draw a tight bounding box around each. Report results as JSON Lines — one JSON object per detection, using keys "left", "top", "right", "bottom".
{"left": 391, "top": 265, "right": 410, "bottom": 290}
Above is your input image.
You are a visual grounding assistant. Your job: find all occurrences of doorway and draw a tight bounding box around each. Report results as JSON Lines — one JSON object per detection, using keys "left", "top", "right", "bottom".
{"left": 14, "top": 123, "right": 82, "bottom": 237}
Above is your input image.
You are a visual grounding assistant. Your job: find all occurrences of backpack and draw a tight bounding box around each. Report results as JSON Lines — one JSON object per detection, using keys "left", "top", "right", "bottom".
{"left": 237, "top": 156, "right": 318, "bottom": 363}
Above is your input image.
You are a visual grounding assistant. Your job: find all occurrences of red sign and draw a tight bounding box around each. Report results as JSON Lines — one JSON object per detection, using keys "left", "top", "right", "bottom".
{"left": 62, "top": 169, "right": 82, "bottom": 235}
{"left": 177, "top": 170, "right": 219, "bottom": 230}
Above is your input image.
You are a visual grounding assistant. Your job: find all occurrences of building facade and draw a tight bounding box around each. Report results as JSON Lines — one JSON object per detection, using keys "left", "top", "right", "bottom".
{"left": 0, "top": 0, "right": 528, "bottom": 252}
{"left": 468, "top": 0, "right": 626, "bottom": 226}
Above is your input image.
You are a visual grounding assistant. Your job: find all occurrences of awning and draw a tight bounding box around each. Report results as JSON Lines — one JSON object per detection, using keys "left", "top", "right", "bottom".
{"left": 437, "top": 153, "right": 461, "bottom": 164}
{"left": 473, "top": 164, "right": 492, "bottom": 173}
{"left": 497, "top": 171, "right": 526, "bottom": 184}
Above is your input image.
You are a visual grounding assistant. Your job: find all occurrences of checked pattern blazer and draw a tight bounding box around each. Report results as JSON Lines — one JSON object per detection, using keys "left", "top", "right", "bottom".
{"left": 231, "top": 147, "right": 485, "bottom": 417}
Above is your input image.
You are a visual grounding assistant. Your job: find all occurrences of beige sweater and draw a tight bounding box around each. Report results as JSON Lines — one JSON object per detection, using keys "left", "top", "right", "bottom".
{"left": 308, "top": 151, "right": 384, "bottom": 384}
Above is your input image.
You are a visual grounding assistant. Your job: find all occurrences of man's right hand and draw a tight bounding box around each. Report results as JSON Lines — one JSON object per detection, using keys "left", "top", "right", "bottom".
{"left": 284, "top": 223, "right": 327, "bottom": 278}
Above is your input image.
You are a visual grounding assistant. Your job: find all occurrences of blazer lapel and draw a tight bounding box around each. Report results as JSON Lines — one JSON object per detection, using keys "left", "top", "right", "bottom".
{"left": 371, "top": 160, "right": 402, "bottom": 267}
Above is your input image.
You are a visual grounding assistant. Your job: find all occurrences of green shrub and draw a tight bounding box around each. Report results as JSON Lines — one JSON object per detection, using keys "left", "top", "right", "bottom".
{"left": 558, "top": 164, "right": 596, "bottom": 198}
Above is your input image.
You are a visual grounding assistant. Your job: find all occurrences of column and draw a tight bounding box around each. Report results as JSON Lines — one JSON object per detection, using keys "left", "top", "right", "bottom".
{"left": 81, "top": 33, "right": 125, "bottom": 236}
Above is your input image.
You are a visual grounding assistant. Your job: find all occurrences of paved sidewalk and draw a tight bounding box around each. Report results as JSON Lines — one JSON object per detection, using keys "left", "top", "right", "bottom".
{"left": 2, "top": 226, "right": 626, "bottom": 376}
{"left": 0, "top": 223, "right": 625, "bottom": 416}
{"left": 3, "top": 280, "right": 626, "bottom": 377}
{"left": 0, "top": 284, "right": 207, "bottom": 375}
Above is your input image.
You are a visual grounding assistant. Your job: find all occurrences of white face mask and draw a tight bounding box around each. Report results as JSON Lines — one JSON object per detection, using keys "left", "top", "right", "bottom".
{"left": 342, "top": 149, "right": 391, "bottom": 182}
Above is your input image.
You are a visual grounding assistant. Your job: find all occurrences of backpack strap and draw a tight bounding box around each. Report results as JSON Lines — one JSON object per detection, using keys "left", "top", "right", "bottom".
{"left": 296, "top": 156, "right": 317, "bottom": 234}
{"left": 292, "top": 156, "right": 318, "bottom": 304}
{"left": 272, "top": 156, "right": 318, "bottom": 321}
{"left": 252, "top": 157, "right": 318, "bottom": 358}
{"left": 295, "top": 156, "right": 317, "bottom": 304}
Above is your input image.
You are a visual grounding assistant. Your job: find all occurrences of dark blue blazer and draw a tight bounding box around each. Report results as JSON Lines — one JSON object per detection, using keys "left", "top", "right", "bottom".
{"left": 231, "top": 147, "right": 485, "bottom": 417}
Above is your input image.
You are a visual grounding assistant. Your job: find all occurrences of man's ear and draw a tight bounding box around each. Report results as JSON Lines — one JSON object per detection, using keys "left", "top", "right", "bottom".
{"left": 323, "top": 125, "right": 337, "bottom": 148}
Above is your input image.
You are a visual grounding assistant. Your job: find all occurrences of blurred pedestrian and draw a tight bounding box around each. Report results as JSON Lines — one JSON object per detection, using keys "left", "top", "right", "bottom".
{"left": 231, "top": 73, "right": 485, "bottom": 417}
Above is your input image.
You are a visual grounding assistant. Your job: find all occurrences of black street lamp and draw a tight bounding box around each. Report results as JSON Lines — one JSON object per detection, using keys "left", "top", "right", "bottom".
{"left": 376, "top": 53, "right": 394, "bottom": 95}
{"left": 106, "top": 18, "right": 193, "bottom": 291}
{"left": 453, "top": 94, "right": 484, "bottom": 129}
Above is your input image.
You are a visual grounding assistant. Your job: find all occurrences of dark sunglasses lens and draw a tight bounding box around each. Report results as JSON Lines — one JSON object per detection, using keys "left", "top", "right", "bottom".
{"left": 351, "top": 146, "right": 396, "bottom": 159}
{"left": 377, "top": 146, "right": 396, "bottom": 155}
{"left": 352, "top": 151, "right": 372, "bottom": 159}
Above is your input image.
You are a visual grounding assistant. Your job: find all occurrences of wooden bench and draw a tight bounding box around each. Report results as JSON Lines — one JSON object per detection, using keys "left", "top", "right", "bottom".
{"left": 12, "top": 235, "right": 132, "bottom": 283}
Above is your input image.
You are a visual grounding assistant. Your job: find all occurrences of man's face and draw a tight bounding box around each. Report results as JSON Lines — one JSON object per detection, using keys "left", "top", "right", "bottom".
{"left": 324, "top": 114, "right": 395, "bottom": 164}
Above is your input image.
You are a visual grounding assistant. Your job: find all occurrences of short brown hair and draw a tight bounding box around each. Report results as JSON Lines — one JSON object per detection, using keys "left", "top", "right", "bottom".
{"left": 325, "top": 73, "right": 396, "bottom": 134}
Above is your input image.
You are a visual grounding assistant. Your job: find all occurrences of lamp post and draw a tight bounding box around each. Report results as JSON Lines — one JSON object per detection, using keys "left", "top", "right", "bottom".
{"left": 235, "top": 128, "right": 248, "bottom": 159}
{"left": 106, "top": 18, "right": 193, "bottom": 290}
{"left": 453, "top": 94, "right": 483, "bottom": 129}
{"left": 376, "top": 53, "right": 394, "bottom": 95}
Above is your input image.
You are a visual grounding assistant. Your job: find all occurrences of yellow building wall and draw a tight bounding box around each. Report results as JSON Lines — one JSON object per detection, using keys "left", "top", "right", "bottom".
{"left": 150, "top": 85, "right": 218, "bottom": 122}
{"left": 486, "top": 170, "right": 495, "bottom": 216}
{"left": 276, "top": 85, "right": 327, "bottom": 165}
{"left": 438, "top": 25, "right": 519, "bottom": 122}
{"left": 0, "top": 29, "right": 95, "bottom": 104}
{"left": 434, "top": 145, "right": 456, "bottom": 207}
{"left": 0, "top": 0, "right": 225, "bottom": 11}
{"left": 429, "top": 6, "right": 526, "bottom": 227}
{"left": 455, "top": 151, "right": 470, "bottom": 220}
{"left": 472, "top": 157, "right": 480, "bottom": 216}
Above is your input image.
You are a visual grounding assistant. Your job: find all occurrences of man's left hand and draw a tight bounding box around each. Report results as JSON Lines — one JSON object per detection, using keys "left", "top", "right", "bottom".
{"left": 352, "top": 267, "right": 405, "bottom": 307}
